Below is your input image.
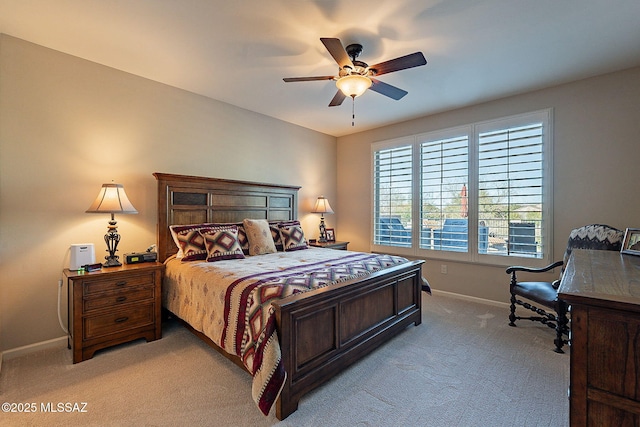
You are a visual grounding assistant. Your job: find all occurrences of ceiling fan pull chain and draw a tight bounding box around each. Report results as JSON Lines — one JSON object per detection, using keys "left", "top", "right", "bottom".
{"left": 352, "top": 95, "right": 356, "bottom": 126}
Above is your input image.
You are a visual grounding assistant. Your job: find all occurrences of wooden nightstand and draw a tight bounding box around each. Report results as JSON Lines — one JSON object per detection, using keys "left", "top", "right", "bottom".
{"left": 309, "top": 240, "right": 349, "bottom": 250}
{"left": 64, "top": 262, "right": 163, "bottom": 363}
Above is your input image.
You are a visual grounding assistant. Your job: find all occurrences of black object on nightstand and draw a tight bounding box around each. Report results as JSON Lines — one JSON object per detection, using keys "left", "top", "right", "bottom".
{"left": 64, "top": 262, "right": 163, "bottom": 363}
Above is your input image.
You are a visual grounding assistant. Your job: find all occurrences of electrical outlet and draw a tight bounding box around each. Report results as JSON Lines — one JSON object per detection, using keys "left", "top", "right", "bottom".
{"left": 440, "top": 264, "right": 448, "bottom": 274}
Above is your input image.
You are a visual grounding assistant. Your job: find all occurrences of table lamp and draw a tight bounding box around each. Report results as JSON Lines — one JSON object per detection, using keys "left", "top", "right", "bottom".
{"left": 86, "top": 182, "right": 138, "bottom": 267}
{"left": 311, "top": 196, "right": 334, "bottom": 243}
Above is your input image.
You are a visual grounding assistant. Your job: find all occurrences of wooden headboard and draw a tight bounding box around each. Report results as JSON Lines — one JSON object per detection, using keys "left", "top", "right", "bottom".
{"left": 154, "top": 172, "right": 301, "bottom": 262}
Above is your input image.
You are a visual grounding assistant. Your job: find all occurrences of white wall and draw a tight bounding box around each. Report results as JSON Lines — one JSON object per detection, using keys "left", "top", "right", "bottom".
{"left": 337, "top": 66, "right": 640, "bottom": 303}
{"left": 0, "top": 35, "right": 337, "bottom": 352}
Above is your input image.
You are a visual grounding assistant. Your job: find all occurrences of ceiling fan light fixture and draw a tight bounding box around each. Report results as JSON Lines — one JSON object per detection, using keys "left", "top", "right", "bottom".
{"left": 336, "top": 74, "right": 372, "bottom": 98}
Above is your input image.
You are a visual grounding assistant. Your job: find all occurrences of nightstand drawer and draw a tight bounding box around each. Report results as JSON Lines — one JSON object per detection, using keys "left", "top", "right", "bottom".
{"left": 82, "top": 272, "right": 156, "bottom": 296}
{"left": 83, "top": 286, "right": 155, "bottom": 312}
{"left": 83, "top": 303, "right": 154, "bottom": 340}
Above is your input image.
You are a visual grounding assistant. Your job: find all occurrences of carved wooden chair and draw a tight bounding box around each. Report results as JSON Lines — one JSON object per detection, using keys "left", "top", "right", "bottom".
{"left": 506, "top": 224, "right": 624, "bottom": 353}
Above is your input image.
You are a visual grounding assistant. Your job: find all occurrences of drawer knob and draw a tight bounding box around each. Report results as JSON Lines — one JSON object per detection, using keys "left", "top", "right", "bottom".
{"left": 115, "top": 281, "right": 127, "bottom": 287}
{"left": 116, "top": 296, "right": 127, "bottom": 303}
{"left": 114, "top": 317, "right": 129, "bottom": 323}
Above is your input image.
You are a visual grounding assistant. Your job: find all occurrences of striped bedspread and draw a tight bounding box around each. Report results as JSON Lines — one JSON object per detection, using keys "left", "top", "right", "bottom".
{"left": 163, "top": 248, "right": 411, "bottom": 415}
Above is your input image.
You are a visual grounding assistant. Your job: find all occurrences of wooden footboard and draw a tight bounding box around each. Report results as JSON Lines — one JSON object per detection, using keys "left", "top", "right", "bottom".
{"left": 273, "top": 259, "right": 424, "bottom": 420}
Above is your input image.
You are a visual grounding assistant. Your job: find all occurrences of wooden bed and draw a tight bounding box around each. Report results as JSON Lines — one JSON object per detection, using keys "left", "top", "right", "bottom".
{"left": 154, "top": 172, "right": 424, "bottom": 419}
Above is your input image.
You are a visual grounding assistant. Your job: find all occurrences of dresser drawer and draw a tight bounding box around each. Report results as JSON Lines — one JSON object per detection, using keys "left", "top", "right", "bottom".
{"left": 83, "top": 286, "right": 155, "bottom": 312}
{"left": 82, "top": 272, "right": 156, "bottom": 296}
{"left": 83, "top": 303, "right": 155, "bottom": 340}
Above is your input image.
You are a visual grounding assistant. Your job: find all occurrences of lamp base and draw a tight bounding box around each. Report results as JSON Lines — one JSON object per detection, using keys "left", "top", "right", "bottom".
{"left": 103, "top": 221, "right": 122, "bottom": 267}
{"left": 318, "top": 215, "right": 327, "bottom": 243}
{"left": 103, "top": 256, "right": 122, "bottom": 267}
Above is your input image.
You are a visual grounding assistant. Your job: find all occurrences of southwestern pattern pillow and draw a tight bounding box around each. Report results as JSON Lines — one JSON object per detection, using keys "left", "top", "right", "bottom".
{"left": 199, "top": 225, "right": 245, "bottom": 262}
{"left": 270, "top": 223, "right": 283, "bottom": 251}
{"left": 271, "top": 220, "right": 299, "bottom": 251}
{"left": 243, "top": 219, "right": 277, "bottom": 255}
{"left": 169, "top": 223, "right": 217, "bottom": 261}
{"left": 215, "top": 222, "right": 249, "bottom": 254}
{"left": 279, "top": 223, "right": 308, "bottom": 251}
{"left": 236, "top": 224, "right": 249, "bottom": 254}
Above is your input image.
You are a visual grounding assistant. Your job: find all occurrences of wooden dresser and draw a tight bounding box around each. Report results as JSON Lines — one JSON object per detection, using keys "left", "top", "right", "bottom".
{"left": 558, "top": 249, "right": 640, "bottom": 426}
{"left": 65, "top": 262, "right": 163, "bottom": 363}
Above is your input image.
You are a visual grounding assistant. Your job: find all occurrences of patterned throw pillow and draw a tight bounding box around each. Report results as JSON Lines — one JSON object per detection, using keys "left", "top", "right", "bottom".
{"left": 243, "top": 219, "right": 277, "bottom": 255}
{"left": 199, "top": 225, "right": 245, "bottom": 262}
{"left": 169, "top": 223, "right": 217, "bottom": 261}
{"left": 279, "top": 223, "right": 308, "bottom": 251}
{"left": 236, "top": 224, "right": 249, "bottom": 254}
{"left": 270, "top": 222, "right": 283, "bottom": 251}
{"left": 271, "top": 220, "right": 299, "bottom": 251}
{"left": 206, "top": 222, "right": 249, "bottom": 254}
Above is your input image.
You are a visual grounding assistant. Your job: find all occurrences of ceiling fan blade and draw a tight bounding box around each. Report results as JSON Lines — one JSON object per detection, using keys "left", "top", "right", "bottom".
{"left": 369, "top": 52, "right": 427, "bottom": 76}
{"left": 320, "top": 38, "right": 354, "bottom": 69}
{"left": 369, "top": 78, "right": 408, "bottom": 100}
{"left": 328, "top": 90, "right": 346, "bottom": 107}
{"left": 283, "top": 76, "right": 335, "bottom": 82}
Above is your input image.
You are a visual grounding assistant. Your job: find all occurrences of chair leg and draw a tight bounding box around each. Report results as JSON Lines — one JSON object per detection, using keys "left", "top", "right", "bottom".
{"left": 509, "top": 293, "right": 517, "bottom": 327}
{"left": 553, "top": 330, "right": 564, "bottom": 353}
{"left": 553, "top": 302, "right": 569, "bottom": 353}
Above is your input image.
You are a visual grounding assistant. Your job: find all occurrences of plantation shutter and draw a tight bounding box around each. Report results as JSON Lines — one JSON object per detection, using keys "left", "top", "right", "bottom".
{"left": 478, "top": 122, "right": 544, "bottom": 258}
{"left": 419, "top": 135, "right": 469, "bottom": 252}
{"left": 373, "top": 145, "right": 413, "bottom": 247}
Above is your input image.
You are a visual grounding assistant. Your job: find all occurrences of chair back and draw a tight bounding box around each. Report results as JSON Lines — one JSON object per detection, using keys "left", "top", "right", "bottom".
{"left": 562, "top": 224, "right": 624, "bottom": 268}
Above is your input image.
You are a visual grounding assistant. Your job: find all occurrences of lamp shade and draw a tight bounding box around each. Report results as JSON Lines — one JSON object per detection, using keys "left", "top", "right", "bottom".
{"left": 311, "top": 196, "right": 334, "bottom": 215}
{"left": 335, "top": 75, "right": 372, "bottom": 98}
{"left": 86, "top": 183, "right": 138, "bottom": 214}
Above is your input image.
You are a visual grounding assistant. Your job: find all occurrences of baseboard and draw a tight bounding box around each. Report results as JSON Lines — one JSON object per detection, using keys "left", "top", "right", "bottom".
{"left": 2, "top": 336, "right": 68, "bottom": 361}
{"left": 431, "top": 289, "right": 510, "bottom": 309}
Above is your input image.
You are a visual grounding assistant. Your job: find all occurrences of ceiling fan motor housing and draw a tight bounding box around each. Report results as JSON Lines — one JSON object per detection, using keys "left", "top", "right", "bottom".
{"left": 341, "top": 62, "right": 370, "bottom": 77}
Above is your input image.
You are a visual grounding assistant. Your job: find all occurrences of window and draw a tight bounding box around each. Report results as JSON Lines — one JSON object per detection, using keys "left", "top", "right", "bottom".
{"left": 419, "top": 132, "right": 469, "bottom": 253}
{"left": 372, "top": 110, "right": 553, "bottom": 266}
{"left": 373, "top": 142, "right": 413, "bottom": 247}
{"left": 478, "top": 120, "right": 545, "bottom": 258}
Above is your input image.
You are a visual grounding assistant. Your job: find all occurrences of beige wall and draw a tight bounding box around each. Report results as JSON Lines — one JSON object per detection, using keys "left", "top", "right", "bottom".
{"left": 0, "top": 35, "right": 337, "bottom": 352}
{"left": 337, "top": 66, "right": 640, "bottom": 303}
{"left": 2, "top": 32, "right": 639, "bottom": 353}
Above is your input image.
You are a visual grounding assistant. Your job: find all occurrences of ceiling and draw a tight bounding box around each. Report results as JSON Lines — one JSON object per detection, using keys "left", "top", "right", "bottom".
{"left": 2, "top": 0, "right": 640, "bottom": 137}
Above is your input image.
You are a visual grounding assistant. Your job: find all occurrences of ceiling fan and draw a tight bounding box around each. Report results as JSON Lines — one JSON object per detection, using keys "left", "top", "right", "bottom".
{"left": 283, "top": 38, "right": 427, "bottom": 107}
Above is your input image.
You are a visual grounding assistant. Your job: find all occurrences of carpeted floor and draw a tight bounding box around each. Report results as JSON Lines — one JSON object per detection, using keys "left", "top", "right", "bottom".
{"left": 0, "top": 293, "right": 569, "bottom": 426}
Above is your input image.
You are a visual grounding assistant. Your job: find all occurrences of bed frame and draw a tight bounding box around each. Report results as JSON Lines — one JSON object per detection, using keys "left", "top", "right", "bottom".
{"left": 154, "top": 172, "right": 424, "bottom": 419}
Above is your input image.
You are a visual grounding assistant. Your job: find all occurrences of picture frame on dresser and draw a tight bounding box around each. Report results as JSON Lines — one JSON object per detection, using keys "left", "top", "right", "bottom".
{"left": 621, "top": 228, "right": 640, "bottom": 255}
{"left": 325, "top": 228, "right": 335, "bottom": 242}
